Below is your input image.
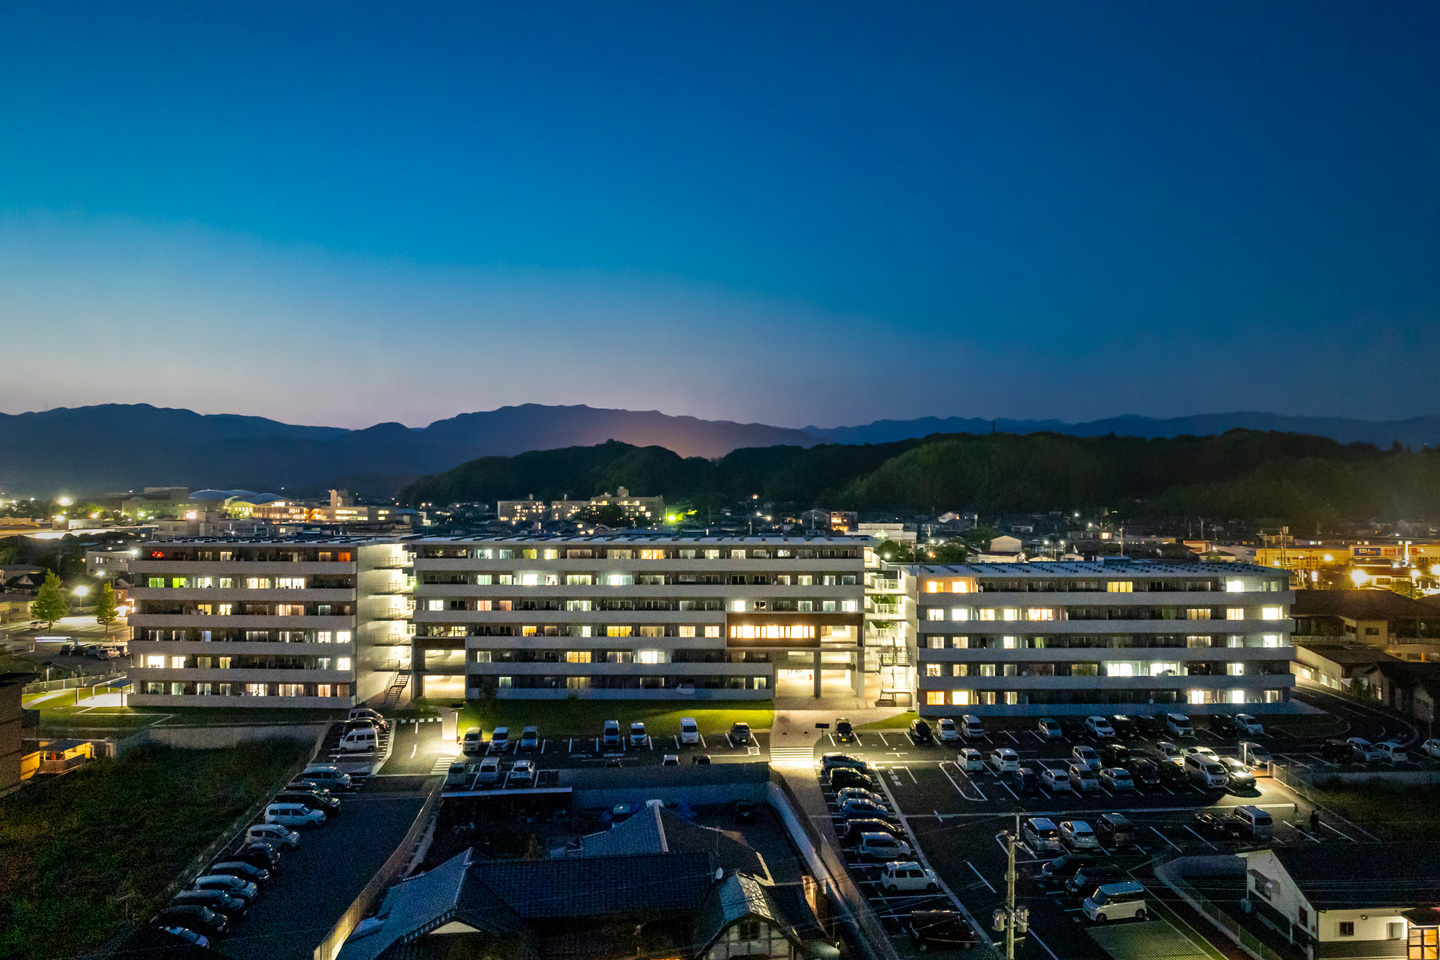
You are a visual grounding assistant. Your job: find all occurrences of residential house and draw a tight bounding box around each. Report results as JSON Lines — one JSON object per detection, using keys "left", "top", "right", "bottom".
{"left": 1292, "top": 591, "right": 1440, "bottom": 662}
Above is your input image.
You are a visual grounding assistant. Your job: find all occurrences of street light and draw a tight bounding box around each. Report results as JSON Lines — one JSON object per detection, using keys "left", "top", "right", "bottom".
{"left": 72, "top": 585, "right": 90, "bottom": 598}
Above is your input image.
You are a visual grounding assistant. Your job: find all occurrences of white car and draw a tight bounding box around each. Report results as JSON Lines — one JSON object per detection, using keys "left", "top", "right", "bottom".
{"left": 936, "top": 718, "right": 961, "bottom": 742}
{"left": 1040, "top": 767, "right": 1071, "bottom": 792}
{"left": 679, "top": 718, "right": 700, "bottom": 745}
{"left": 1376, "top": 741, "right": 1408, "bottom": 763}
{"left": 509, "top": 760, "right": 536, "bottom": 785}
{"left": 880, "top": 861, "right": 940, "bottom": 894}
{"left": 1022, "top": 817, "right": 1062, "bottom": 852}
{"left": 1072, "top": 746, "right": 1101, "bottom": 771}
{"left": 1037, "top": 718, "right": 1063, "bottom": 740}
{"left": 957, "top": 747, "right": 985, "bottom": 772}
{"left": 1084, "top": 716, "right": 1115, "bottom": 739}
{"left": 629, "top": 722, "right": 648, "bottom": 747}
{"left": 1347, "top": 737, "right": 1385, "bottom": 763}
{"left": 264, "top": 802, "right": 326, "bottom": 828}
{"left": 1234, "top": 714, "right": 1264, "bottom": 736}
{"left": 1181, "top": 745, "right": 1219, "bottom": 763}
{"left": 1419, "top": 739, "right": 1440, "bottom": 760}
{"left": 247, "top": 823, "right": 300, "bottom": 849}
{"left": 989, "top": 748, "right": 1020, "bottom": 774}
{"left": 1059, "top": 820, "right": 1098, "bottom": 850}
{"left": 1068, "top": 763, "right": 1100, "bottom": 792}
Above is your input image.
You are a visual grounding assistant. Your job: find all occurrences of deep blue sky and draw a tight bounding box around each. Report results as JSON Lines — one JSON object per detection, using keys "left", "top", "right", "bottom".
{"left": 1, "top": 3, "right": 1437, "bottom": 428}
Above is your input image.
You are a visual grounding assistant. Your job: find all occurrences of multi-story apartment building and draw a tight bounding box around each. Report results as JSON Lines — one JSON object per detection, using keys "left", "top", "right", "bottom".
{"left": 127, "top": 538, "right": 412, "bottom": 708}
{"left": 497, "top": 488, "right": 665, "bottom": 525}
{"left": 902, "top": 559, "right": 1295, "bottom": 717}
{"left": 411, "top": 534, "right": 866, "bottom": 701}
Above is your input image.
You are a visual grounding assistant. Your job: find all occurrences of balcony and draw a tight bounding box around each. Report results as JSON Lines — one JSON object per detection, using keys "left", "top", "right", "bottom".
{"left": 869, "top": 603, "right": 901, "bottom": 617}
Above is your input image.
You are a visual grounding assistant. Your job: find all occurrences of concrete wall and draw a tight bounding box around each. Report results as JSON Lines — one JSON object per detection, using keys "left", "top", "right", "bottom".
{"left": 136, "top": 723, "right": 330, "bottom": 751}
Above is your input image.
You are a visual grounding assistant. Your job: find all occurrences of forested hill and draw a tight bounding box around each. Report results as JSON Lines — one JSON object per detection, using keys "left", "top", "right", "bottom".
{"left": 400, "top": 431, "right": 1440, "bottom": 526}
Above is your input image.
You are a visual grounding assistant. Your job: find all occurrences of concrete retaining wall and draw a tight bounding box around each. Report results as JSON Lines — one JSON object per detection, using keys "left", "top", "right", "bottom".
{"left": 132, "top": 723, "right": 330, "bottom": 751}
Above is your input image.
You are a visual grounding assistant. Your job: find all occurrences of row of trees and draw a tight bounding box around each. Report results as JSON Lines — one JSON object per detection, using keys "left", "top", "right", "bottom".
{"left": 30, "top": 572, "right": 118, "bottom": 635}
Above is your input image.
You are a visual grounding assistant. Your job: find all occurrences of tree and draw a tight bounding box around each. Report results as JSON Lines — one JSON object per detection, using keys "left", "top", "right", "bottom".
{"left": 926, "top": 542, "right": 968, "bottom": 563}
{"left": 32, "top": 570, "right": 70, "bottom": 629}
{"left": 95, "top": 581, "right": 119, "bottom": 639}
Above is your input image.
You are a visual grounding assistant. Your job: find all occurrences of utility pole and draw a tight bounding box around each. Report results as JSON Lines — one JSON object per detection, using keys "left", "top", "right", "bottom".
{"left": 993, "top": 813, "right": 1029, "bottom": 958}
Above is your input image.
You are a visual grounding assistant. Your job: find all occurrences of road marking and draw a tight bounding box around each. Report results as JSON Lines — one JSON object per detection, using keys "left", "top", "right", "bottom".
{"left": 1004, "top": 730, "right": 1020, "bottom": 743}
{"left": 1320, "top": 821, "right": 1355, "bottom": 842}
{"left": 1182, "top": 825, "right": 1218, "bottom": 850}
{"left": 966, "top": 860, "right": 996, "bottom": 894}
{"left": 1150, "top": 826, "right": 1183, "bottom": 852}
{"left": 409, "top": 742, "right": 416, "bottom": 759}
{"left": 998, "top": 779, "right": 1019, "bottom": 800}
{"left": 1028, "top": 929, "right": 1061, "bottom": 960}
{"left": 1030, "top": 731, "right": 1047, "bottom": 743}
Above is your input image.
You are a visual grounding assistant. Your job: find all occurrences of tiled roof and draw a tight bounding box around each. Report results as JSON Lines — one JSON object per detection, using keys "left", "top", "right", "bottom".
{"left": 1293, "top": 590, "right": 1440, "bottom": 621}
{"left": 466, "top": 852, "right": 717, "bottom": 919}
{"left": 1266, "top": 844, "right": 1440, "bottom": 910}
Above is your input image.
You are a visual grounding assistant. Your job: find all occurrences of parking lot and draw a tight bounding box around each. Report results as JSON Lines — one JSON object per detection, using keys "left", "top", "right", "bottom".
{"left": 809, "top": 703, "right": 1399, "bottom": 960}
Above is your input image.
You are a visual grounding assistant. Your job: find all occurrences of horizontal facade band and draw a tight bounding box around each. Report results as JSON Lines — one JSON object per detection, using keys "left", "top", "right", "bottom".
{"left": 915, "top": 674, "right": 1295, "bottom": 691}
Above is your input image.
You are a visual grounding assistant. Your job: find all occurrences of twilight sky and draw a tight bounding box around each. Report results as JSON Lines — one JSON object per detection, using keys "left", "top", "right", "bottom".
{"left": 1, "top": 3, "right": 1438, "bottom": 430}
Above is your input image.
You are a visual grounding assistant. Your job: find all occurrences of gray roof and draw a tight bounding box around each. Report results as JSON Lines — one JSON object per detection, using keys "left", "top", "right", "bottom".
{"left": 1266, "top": 844, "right": 1440, "bottom": 910}
{"left": 1293, "top": 589, "right": 1440, "bottom": 621}
{"left": 578, "top": 801, "right": 766, "bottom": 874}
{"left": 904, "top": 559, "right": 1284, "bottom": 578}
{"left": 691, "top": 874, "right": 799, "bottom": 956}
{"left": 339, "top": 848, "right": 487, "bottom": 960}
{"left": 468, "top": 852, "right": 716, "bottom": 919}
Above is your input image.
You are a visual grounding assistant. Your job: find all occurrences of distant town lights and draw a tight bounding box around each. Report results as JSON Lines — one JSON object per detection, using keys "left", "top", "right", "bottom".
{"left": 57, "top": 496, "right": 73, "bottom": 506}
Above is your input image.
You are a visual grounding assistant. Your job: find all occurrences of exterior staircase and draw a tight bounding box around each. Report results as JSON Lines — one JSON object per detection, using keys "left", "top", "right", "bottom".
{"left": 381, "top": 669, "right": 411, "bottom": 710}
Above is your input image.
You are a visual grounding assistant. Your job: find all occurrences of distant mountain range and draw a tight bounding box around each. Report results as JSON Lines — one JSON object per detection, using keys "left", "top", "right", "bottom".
{"left": 805, "top": 412, "right": 1440, "bottom": 449}
{"left": 2, "top": 402, "right": 1438, "bottom": 499}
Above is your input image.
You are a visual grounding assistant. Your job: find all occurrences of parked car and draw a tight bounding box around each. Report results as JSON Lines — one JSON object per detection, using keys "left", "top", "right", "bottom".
{"left": 957, "top": 748, "right": 985, "bottom": 772}
{"left": 839, "top": 798, "right": 892, "bottom": 822}
{"left": 936, "top": 718, "right": 961, "bottom": 742}
{"left": 171, "top": 889, "right": 246, "bottom": 919}
{"left": 1235, "top": 714, "right": 1264, "bottom": 736}
{"left": 1210, "top": 714, "right": 1239, "bottom": 736}
{"left": 1232, "top": 804, "right": 1274, "bottom": 840}
{"left": 460, "top": 728, "right": 484, "bottom": 756}
{"left": 1036, "top": 717, "right": 1063, "bottom": 740}
{"left": 1041, "top": 767, "right": 1071, "bottom": 793}
{"left": 338, "top": 726, "right": 378, "bottom": 753}
{"left": 679, "top": 717, "right": 700, "bottom": 745}
{"left": 153, "top": 925, "right": 209, "bottom": 948}
{"left": 880, "top": 861, "right": 938, "bottom": 893}
{"left": 343, "top": 717, "right": 377, "bottom": 735}
{"left": 1347, "top": 738, "right": 1385, "bottom": 762}
{"left": 154, "top": 906, "right": 228, "bottom": 938}
{"left": 661, "top": 754, "right": 680, "bottom": 767}
{"left": 1180, "top": 745, "right": 1219, "bottom": 763}
{"left": 835, "top": 718, "right": 856, "bottom": 743}
{"left": 1022, "top": 817, "right": 1062, "bottom": 853}
{"left": 1376, "top": 741, "right": 1409, "bottom": 763}
{"left": 1068, "top": 763, "right": 1100, "bottom": 793}
{"left": 856, "top": 833, "right": 912, "bottom": 861}
{"left": 602, "top": 720, "right": 622, "bottom": 749}
{"left": 1084, "top": 716, "right": 1115, "bottom": 739}
{"left": 691, "top": 754, "right": 712, "bottom": 765}
{"left": 1100, "top": 742, "right": 1131, "bottom": 767}
{"left": 1011, "top": 767, "right": 1040, "bottom": 795}
{"left": 1239, "top": 741, "right": 1272, "bottom": 768}
{"left": 348, "top": 707, "right": 388, "bottom": 731}
{"left": 490, "top": 727, "right": 510, "bottom": 751}
{"left": 628, "top": 722, "right": 647, "bottom": 747}
{"left": 821, "top": 752, "right": 870, "bottom": 773}
{"left": 1147, "top": 741, "right": 1181, "bottom": 764}
{"left": 1035, "top": 852, "right": 1096, "bottom": 886}
{"left": 1184, "top": 755, "right": 1228, "bottom": 789}
{"left": 509, "top": 760, "right": 536, "bottom": 785}
{"left": 730, "top": 722, "right": 752, "bottom": 744}
{"left": 208, "top": 861, "right": 270, "bottom": 886}
{"left": 988, "top": 747, "right": 1019, "bottom": 774}
{"left": 1420, "top": 738, "right": 1440, "bottom": 760}
{"left": 193, "top": 875, "right": 258, "bottom": 903}
{"left": 910, "top": 718, "right": 934, "bottom": 744}
{"left": 1083, "top": 881, "right": 1147, "bottom": 923}
{"left": 907, "top": 910, "right": 978, "bottom": 951}
{"left": 839, "top": 819, "right": 904, "bottom": 845}
{"left": 1098, "top": 767, "right": 1136, "bottom": 793}
{"left": 1123, "top": 757, "right": 1161, "bottom": 789}
{"left": 961, "top": 715, "right": 985, "bottom": 739}
{"left": 1321, "top": 739, "right": 1361, "bottom": 764}
{"left": 1193, "top": 812, "right": 1243, "bottom": 840}
{"left": 1135, "top": 714, "right": 1166, "bottom": 736}
{"left": 477, "top": 756, "right": 501, "bottom": 784}
{"left": 300, "top": 765, "right": 352, "bottom": 790}
{"left": 1065, "top": 863, "right": 1124, "bottom": 896}
{"left": 829, "top": 767, "right": 876, "bottom": 791}
{"left": 835, "top": 787, "right": 887, "bottom": 807}
{"left": 233, "top": 843, "right": 280, "bottom": 872}
{"left": 1219, "top": 756, "right": 1256, "bottom": 791}
{"left": 1096, "top": 813, "right": 1135, "bottom": 849}
{"left": 273, "top": 789, "right": 339, "bottom": 813}
{"left": 1060, "top": 820, "right": 1098, "bottom": 850}
{"left": 519, "top": 727, "right": 539, "bottom": 750}
{"left": 445, "top": 762, "right": 471, "bottom": 787}
{"left": 1154, "top": 757, "right": 1186, "bottom": 786}
{"left": 264, "top": 802, "right": 325, "bottom": 828}
{"left": 1110, "top": 715, "right": 1139, "bottom": 739}
{"left": 247, "top": 823, "right": 300, "bottom": 849}
{"left": 1072, "top": 746, "right": 1101, "bottom": 771}
{"left": 1165, "top": 713, "right": 1194, "bottom": 738}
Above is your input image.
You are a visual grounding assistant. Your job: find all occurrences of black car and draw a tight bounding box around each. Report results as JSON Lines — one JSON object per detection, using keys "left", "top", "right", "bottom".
{"left": 835, "top": 718, "right": 855, "bottom": 743}
{"left": 1124, "top": 757, "right": 1161, "bottom": 789}
{"left": 691, "top": 754, "right": 712, "bottom": 765}
{"left": 233, "top": 842, "right": 280, "bottom": 871}
{"left": 171, "top": 889, "right": 246, "bottom": 919}
{"left": 828, "top": 767, "right": 875, "bottom": 791}
{"left": 1322, "top": 739, "right": 1361, "bottom": 764}
{"left": 1011, "top": 767, "right": 1040, "bottom": 795}
{"left": 907, "top": 910, "right": 978, "bottom": 951}
{"left": 274, "top": 789, "right": 340, "bottom": 813}
{"left": 1210, "top": 715, "right": 1239, "bottom": 736}
{"left": 820, "top": 753, "right": 870, "bottom": 773}
{"left": 839, "top": 818, "right": 904, "bottom": 846}
{"left": 1096, "top": 813, "right": 1135, "bottom": 849}
{"left": 1100, "top": 742, "right": 1131, "bottom": 767}
{"left": 1135, "top": 714, "right": 1166, "bottom": 736}
{"left": 729, "top": 722, "right": 752, "bottom": 745}
{"left": 1155, "top": 758, "right": 1186, "bottom": 786}
{"left": 1065, "top": 863, "right": 1124, "bottom": 896}
{"left": 910, "top": 719, "right": 934, "bottom": 744}
{"left": 1193, "top": 812, "right": 1243, "bottom": 841}
{"left": 1035, "top": 852, "right": 1097, "bottom": 886}
{"left": 154, "top": 905, "right": 228, "bottom": 938}
{"left": 209, "top": 860, "right": 271, "bottom": 885}
{"left": 1110, "top": 715, "right": 1139, "bottom": 740}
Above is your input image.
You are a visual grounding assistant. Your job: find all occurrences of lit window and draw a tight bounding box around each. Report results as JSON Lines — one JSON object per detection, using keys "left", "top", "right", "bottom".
{"left": 731, "top": 600, "right": 747, "bottom": 613}
{"left": 1261, "top": 606, "right": 1283, "bottom": 621}
{"left": 1262, "top": 634, "right": 1281, "bottom": 648}
{"left": 951, "top": 690, "right": 971, "bottom": 706}
{"left": 1226, "top": 608, "right": 1245, "bottom": 620}
{"left": 428, "top": 599, "right": 444, "bottom": 612}
{"left": 1226, "top": 580, "right": 1245, "bottom": 593}
{"left": 925, "top": 581, "right": 941, "bottom": 594}
{"left": 170, "top": 656, "right": 186, "bottom": 669}
{"left": 637, "top": 650, "right": 663, "bottom": 665}
{"left": 704, "top": 626, "right": 721, "bottom": 638}
{"left": 842, "top": 600, "right": 858, "bottom": 613}
{"left": 950, "top": 581, "right": 969, "bottom": 593}
{"left": 336, "top": 631, "right": 351, "bottom": 644}
{"left": 1027, "top": 608, "right": 1054, "bottom": 621}
{"left": 1003, "top": 636, "right": 1017, "bottom": 649}
{"left": 679, "top": 626, "right": 696, "bottom": 638}
{"left": 606, "top": 626, "right": 633, "bottom": 638}
{"left": 926, "top": 691, "right": 945, "bottom": 706}
{"left": 1105, "top": 663, "right": 1134, "bottom": 678}
{"left": 337, "top": 658, "right": 351, "bottom": 671}
{"left": 145, "top": 655, "right": 164, "bottom": 668}
{"left": 1002, "top": 608, "right": 1019, "bottom": 621}
{"left": 925, "top": 664, "right": 942, "bottom": 677}
{"left": 979, "top": 609, "right": 996, "bottom": 621}
{"left": 951, "top": 608, "right": 970, "bottom": 621}
{"left": 640, "top": 549, "right": 665, "bottom": 560}
{"left": 565, "top": 651, "right": 591, "bottom": 663}
{"left": 1106, "top": 581, "right": 1133, "bottom": 593}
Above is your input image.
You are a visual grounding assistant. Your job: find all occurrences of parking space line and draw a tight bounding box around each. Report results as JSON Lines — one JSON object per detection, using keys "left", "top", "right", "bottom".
{"left": 997, "top": 779, "right": 1019, "bottom": 800}
{"left": 699, "top": 734, "right": 707, "bottom": 748}
{"left": 1182, "top": 825, "right": 1218, "bottom": 850}
{"left": 1004, "top": 730, "right": 1020, "bottom": 744}
{"left": 877, "top": 731, "right": 889, "bottom": 747}
{"left": 1320, "top": 821, "right": 1355, "bottom": 842}
{"left": 966, "top": 861, "right": 996, "bottom": 894}
{"left": 1150, "top": 826, "right": 1183, "bottom": 852}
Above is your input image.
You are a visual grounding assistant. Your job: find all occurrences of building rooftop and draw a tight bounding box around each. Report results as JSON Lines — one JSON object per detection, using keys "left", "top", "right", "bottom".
{"left": 1293, "top": 589, "right": 1440, "bottom": 621}
{"left": 1261, "top": 844, "right": 1440, "bottom": 910}
{"left": 414, "top": 533, "right": 871, "bottom": 544}
{"left": 905, "top": 559, "right": 1283, "bottom": 578}
{"left": 138, "top": 536, "right": 405, "bottom": 547}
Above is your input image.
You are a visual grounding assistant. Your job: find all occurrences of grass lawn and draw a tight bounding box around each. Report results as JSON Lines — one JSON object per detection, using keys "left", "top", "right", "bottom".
{"left": 857, "top": 711, "right": 918, "bottom": 730}
{"left": 1308, "top": 781, "right": 1440, "bottom": 842}
{"left": 439, "top": 698, "right": 774, "bottom": 737}
{"left": 0, "top": 738, "right": 308, "bottom": 960}
{"left": 1266, "top": 711, "right": 1348, "bottom": 739}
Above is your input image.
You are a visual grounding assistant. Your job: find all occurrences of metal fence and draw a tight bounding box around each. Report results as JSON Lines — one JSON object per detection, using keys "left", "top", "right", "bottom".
{"left": 23, "top": 669, "right": 126, "bottom": 695}
{"left": 1156, "top": 861, "right": 1292, "bottom": 960}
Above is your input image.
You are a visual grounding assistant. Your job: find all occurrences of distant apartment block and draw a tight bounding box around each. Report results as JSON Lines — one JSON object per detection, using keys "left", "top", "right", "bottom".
{"left": 900, "top": 559, "right": 1294, "bottom": 716}
{"left": 411, "top": 534, "right": 865, "bottom": 700}
{"left": 496, "top": 487, "right": 664, "bottom": 525}
{"left": 126, "top": 538, "right": 412, "bottom": 708}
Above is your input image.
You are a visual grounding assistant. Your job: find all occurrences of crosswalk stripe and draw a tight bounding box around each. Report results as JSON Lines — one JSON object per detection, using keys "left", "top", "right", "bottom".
{"left": 770, "top": 746, "right": 817, "bottom": 764}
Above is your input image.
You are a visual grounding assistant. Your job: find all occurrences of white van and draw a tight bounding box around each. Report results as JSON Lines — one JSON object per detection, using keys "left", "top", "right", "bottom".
{"left": 1166, "top": 714, "right": 1194, "bottom": 738}
{"left": 1347, "top": 737, "right": 1385, "bottom": 763}
{"left": 264, "top": 802, "right": 325, "bottom": 828}
{"left": 246, "top": 823, "right": 300, "bottom": 849}
{"left": 989, "top": 748, "right": 1020, "bottom": 773}
{"left": 1083, "top": 881, "right": 1147, "bottom": 922}
{"left": 477, "top": 756, "right": 501, "bottom": 785}
{"left": 1235, "top": 714, "right": 1264, "bottom": 736}
{"left": 857, "top": 833, "right": 913, "bottom": 861}
{"left": 1233, "top": 805, "right": 1273, "bottom": 840}
{"left": 301, "top": 765, "right": 352, "bottom": 790}
{"left": 339, "top": 728, "right": 378, "bottom": 753}
{"left": 958, "top": 748, "right": 985, "bottom": 772}
{"left": 1022, "top": 817, "right": 1062, "bottom": 852}
{"left": 880, "top": 861, "right": 939, "bottom": 894}
{"left": 680, "top": 718, "right": 700, "bottom": 745}
{"left": 961, "top": 715, "right": 985, "bottom": 739}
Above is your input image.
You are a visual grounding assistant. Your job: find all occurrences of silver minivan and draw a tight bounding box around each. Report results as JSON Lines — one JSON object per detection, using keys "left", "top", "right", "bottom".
{"left": 1165, "top": 714, "right": 1194, "bottom": 738}
{"left": 1185, "top": 754, "right": 1228, "bottom": 788}
{"left": 857, "top": 833, "right": 912, "bottom": 861}
{"left": 1083, "top": 881, "right": 1147, "bottom": 922}
{"left": 1233, "top": 804, "right": 1273, "bottom": 841}
{"left": 264, "top": 802, "right": 325, "bottom": 827}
